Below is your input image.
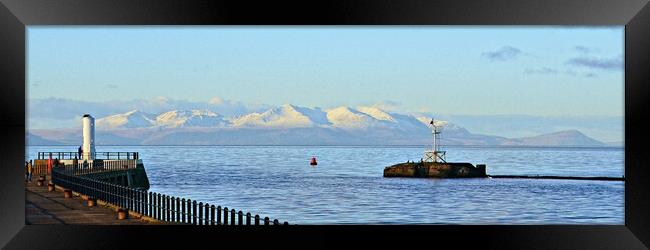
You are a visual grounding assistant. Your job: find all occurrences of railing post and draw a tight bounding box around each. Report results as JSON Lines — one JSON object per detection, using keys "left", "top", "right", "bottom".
{"left": 157, "top": 193, "right": 162, "bottom": 220}
{"left": 264, "top": 217, "right": 270, "bottom": 225}
{"left": 114, "top": 184, "right": 119, "bottom": 207}
{"left": 166, "top": 195, "right": 171, "bottom": 221}
{"left": 187, "top": 199, "right": 192, "bottom": 224}
{"left": 198, "top": 202, "right": 203, "bottom": 225}
{"left": 116, "top": 184, "right": 121, "bottom": 208}
{"left": 139, "top": 190, "right": 144, "bottom": 214}
{"left": 107, "top": 182, "right": 112, "bottom": 205}
{"left": 129, "top": 188, "right": 134, "bottom": 211}
{"left": 152, "top": 192, "right": 157, "bottom": 219}
{"left": 148, "top": 192, "right": 152, "bottom": 217}
{"left": 176, "top": 197, "right": 180, "bottom": 222}
{"left": 223, "top": 207, "right": 229, "bottom": 225}
{"left": 217, "top": 206, "right": 222, "bottom": 225}
{"left": 181, "top": 198, "right": 186, "bottom": 223}
{"left": 164, "top": 194, "right": 169, "bottom": 221}
{"left": 238, "top": 211, "right": 243, "bottom": 225}
{"left": 273, "top": 219, "right": 279, "bottom": 225}
{"left": 129, "top": 187, "right": 134, "bottom": 212}
{"left": 134, "top": 188, "right": 138, "bottom": 212}
{"left": 231, "top": 209, "right": 235, "bottom": 225}
{"left": 210, "top": 205, "right": 215, "bottom": 226}
{"left": 205, "top": 203, "right": 210, "bottom": 226}
{"left": 125, "top": 187, "right": 130, "bottom": 211}
{"left": 120, "top": 185, "right": 124, "bottom": 208}
{"left": 255, "top": 215, "right": 260, "bottom": 225}
{"left": 160, "top": 194, "right": 166, "bottom": 221}
{"left": 246, "top": 213, "right": 251, "bottom": 225}
{"left": 192, "top": 200, "right": 197, "bottom": 225}
{"left": 171, "top": 197, "right": 175, "bottom": 222}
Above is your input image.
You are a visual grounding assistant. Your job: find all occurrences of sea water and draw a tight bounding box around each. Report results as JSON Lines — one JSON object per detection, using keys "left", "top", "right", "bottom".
{"left": 27, "top": 145, "right": 624, "bottom": 224}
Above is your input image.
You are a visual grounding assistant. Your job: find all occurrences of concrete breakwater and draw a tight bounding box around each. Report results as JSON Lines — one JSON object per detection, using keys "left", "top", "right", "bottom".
{"left": 383, "top": 162, "right": 488, "bottom": 178}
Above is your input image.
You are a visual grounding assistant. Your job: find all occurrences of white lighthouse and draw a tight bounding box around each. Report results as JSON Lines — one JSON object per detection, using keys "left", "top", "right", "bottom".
{"left": 82, "top": 114, "right": 96, "bottom": 160}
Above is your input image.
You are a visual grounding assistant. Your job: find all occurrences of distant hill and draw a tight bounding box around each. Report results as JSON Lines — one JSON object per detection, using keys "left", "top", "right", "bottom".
{"left": 27, "top": 105, "right": 607, "bottom": 147}
{"left": 26, "top": 133, "right": 65, "bottom": 146}
{"left": 605, "top": 141, "right": 624, "bottom": 147}
{"left": 504, "top": 130, "right": 607, "bottom": 147}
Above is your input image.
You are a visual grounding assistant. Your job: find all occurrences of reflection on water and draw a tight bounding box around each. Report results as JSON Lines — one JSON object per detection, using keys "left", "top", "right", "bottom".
{"left": 27, "top": 145, "right": 624, "bottom": 224}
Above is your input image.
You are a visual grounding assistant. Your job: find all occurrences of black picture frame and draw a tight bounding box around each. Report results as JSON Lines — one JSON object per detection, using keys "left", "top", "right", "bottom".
{"left": 1, "top": 0, "right": 649, "bottom": 248}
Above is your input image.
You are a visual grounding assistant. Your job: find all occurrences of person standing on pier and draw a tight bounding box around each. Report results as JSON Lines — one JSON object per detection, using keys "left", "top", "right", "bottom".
{"left": 27, "top": 160, "right": 33, "bottom": 182}
{"left": 78, "top": 146, "right": 82, "bottom": 159}
{"left": 24, "top": 161, "right": 29, "bottom": 182}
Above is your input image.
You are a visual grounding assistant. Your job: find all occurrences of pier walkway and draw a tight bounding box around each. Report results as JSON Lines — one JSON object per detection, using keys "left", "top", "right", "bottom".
{"left": 25, "top": 178, "right": 161, "bottom": 225}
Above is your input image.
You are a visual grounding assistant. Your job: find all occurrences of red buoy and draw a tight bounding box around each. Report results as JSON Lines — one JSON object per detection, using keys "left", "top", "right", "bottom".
{"left": 310, "top": 156, "right": 317, "bottom": 166}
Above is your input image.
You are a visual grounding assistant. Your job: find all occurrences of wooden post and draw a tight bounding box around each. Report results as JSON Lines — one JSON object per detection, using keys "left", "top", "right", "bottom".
{"left": 246, "top": 213, "right": 251, "bottom": 225}
{"left": 117, "top": 208, "right": 128, "bottom": 220}
{"left": 264, "top": 217, "right": 270, "bottom": 226}
{"left": 238, "top": 211, "right": 243, "bottom": 225}
{"left": 231, "top": 209, "right": 235, "bottom": 225}
{"left": 87, "top": 197, "right": 96, "bottom": 207}
{"left": 273, "top": 219, "right": 279, "bottom": 225}
{"left": 255, "top": 215, "right": 260, "bottom": 225}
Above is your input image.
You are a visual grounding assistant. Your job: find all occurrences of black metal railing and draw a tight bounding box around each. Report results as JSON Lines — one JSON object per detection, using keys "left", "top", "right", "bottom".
{"left": 51, "top": 167, "right": 288, "bottom": 226}
{"left": 31, "top": 159, "right": 137, "bottom": 175}
{"left": 38, "top": 152, "right": 139, "bottom": 160}
{"left": 56, "top": 160, "right": 138, "bottom": 175}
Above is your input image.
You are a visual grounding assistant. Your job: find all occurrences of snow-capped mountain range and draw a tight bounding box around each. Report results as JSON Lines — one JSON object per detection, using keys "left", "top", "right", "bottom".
{"left": 94, "top": 104, "right": 447, "bottom": 131}
{"left": 96, "top": 109, "right": 229, "bottom": 129}
{"left": 28, "top": 104, "right": 606, "bottom": 146}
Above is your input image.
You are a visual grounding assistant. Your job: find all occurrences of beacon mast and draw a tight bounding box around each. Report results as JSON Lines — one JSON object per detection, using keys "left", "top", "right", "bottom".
{"left": 423, "top": 117, "right": 446, "bottom": 163}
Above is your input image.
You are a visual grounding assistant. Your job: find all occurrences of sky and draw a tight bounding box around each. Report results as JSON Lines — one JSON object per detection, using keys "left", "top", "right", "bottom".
{"left": 27, "top": 26, "right": 624, "bottom": 118}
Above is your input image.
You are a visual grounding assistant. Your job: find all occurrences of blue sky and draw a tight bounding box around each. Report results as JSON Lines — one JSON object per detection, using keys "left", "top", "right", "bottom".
{"left": 28, "top": 26, "right": 624, "bottom": 117}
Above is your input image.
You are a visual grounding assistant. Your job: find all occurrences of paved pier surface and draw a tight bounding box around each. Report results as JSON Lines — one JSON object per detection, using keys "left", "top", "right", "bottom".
{"left": 25, "top": 178, "right": 161, "bottom": 225}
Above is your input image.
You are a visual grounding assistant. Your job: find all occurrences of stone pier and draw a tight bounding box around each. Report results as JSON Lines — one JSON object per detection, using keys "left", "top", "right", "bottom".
{"left": 25, "top": 177, "right": 161, "bottom": 225}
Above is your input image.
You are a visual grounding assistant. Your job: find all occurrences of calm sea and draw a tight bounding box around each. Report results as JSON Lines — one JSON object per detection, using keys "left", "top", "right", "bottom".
{"left": 27, "top": 145, "right": 624, "bottom": 224}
